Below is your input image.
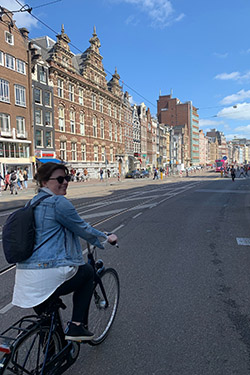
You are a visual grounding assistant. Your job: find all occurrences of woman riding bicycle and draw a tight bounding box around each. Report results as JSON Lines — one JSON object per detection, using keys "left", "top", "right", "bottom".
{"left": 12, "top": 162, "right": 117, "bottom": 342}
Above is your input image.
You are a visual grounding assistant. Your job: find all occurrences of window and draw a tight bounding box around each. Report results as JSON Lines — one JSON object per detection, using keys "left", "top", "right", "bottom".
{"left": 99, "top": 98, "right": 103, "bottom": 113}
{"left": 57, "top": 79, "right": 63, "bottom": 98}
{"left": 108, "top": 103, "right": 111, "bottom": 116}
{"left": 5, "top": 54, "right": 15, "bottom": 70}
{"left": 80, "top": 112, "right": 85, "bottom": 135}
{"left": 34, "top": 88, "right": 42, "bottom": 104}
{"left": 45, "top": 111, "right": 52, "bottom": 126}
{"left": 92, "top": 94, "right": 96, "bottom": 110}
{"left": 114, "top": 107, "right": 117, "bottom": 119}
{"left": 60, "top": 141, "right": 66, "bottom": 160}
{"left": 79, "top": 88, "right": 84, "bottom": 105}
{"left": 15, "top": 85, "right": 26, "bottom": 106}
{"left": 0, "top": 113, "right": 11, "bottom": 133}
{"left": 119, "top": 109, "right": 122, "bottom": 121}
{"left": 101, "top": 146, "right": 105, "bottom": 162}
{"left": 70, "top": 110, "right": 75, "bottom": 133}
{"left": 16, "top": 59, "right": 26, "bottom": 74}
{"left": 59, "top": 107, "right": 65, "bottom": 131}
{"left": 35, "top": 129, "right": 43, "bottom": 147}
{"left": 5, "top": 31, "right": 14, "bottom": 45}
{"left": 44, "top": 91, "right": 51, "bottom": 106}
{"left": 119, "top": 125, "right": 122, "bottom": 142}
{"left": 110, "top": 148, "right": 113, "bottom": 163}
{"left": 94, "top": 145, "right": 98, "bottom": 161}
{"left": 35, "top": 108, "right": 42, "bottom": 125}
{"left": 71, "top": 142, "right": 77, "bottom": 161}
{"left": 69, "top": 83, "right": 74, "bottom": 101}
{"left": 115, "top": 124, "right": 118, "bottom": 142}
{"left": 16, "top": 117, "right": 25, "bottom": 137}
{"left": 0, "top": 51, "right": 3, "bottom": 66}
{"left": 0, "top": 79, "right": 10, "bottom": 103}
{"left": 39, "top": 67, "right": 47, "bottom": 83}
{"left": 81, "top": 144, "right": 86, "bottom": 161}
{"left": 45, "top": 130, "right": 52, "bottom": 148}
{"left": 93, "top": 116, "right": 97, "bottom": 137}
{"left": 109, "top": 121, "right": 112, "bottom": 140}
{"left": 100, "top": 118, "right": 104, "bottom": 139}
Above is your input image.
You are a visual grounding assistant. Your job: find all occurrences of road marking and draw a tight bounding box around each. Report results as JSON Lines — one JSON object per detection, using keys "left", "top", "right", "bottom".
{"left": 130, "top": 203, "right": 158, "bottom": 210}
{"left": 0, "top": 302, "right": 13, "bottom": 314}
{"left": 81, "top": 208, "right": 124, "bottom": 219}
{"left": 112, "top": 224, "right": 124, "bottom": 233}
{"left": 236, "top": 238, "right": 250, "bottom": 246}
{"left": 133, "top": 212, "right": 142, "bottom": 219}
{"left": 196, "top": 189, "right": 250, "bottom": 194}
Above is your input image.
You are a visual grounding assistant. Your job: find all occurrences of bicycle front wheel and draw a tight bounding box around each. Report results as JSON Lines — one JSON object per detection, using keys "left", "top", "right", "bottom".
{"left": 2, "top": 325, "right": 62, "bottom": 375}
{"left": 88, "top": 268, "right": 120, "bottom": 346}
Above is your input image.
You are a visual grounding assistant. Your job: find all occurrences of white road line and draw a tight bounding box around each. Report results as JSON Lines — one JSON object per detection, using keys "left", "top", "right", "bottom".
{"left": 236, "top": 238, "right": 250, "bottom": 246}
{"left": 112, "top": 224, "right": 124, "bottom": 233}
{"left": 0, "top": 302, "right": 13, "bottom": 314}
{"left": 196, "top": 189, "right": 250, "bottom": 194}
{"left": 133, "top": 212, "right": 142, "bottom": 219}
{"left": 81, "top": 208, "right": 124, "bottom": 219}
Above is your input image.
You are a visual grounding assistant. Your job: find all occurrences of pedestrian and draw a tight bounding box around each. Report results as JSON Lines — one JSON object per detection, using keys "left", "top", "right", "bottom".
{"left": 4, "top": 171, "right": 10, "bottom": 191}
{"left": 23, "top": 170, "right": 28, "bottom": 189}
{"left": 99, "top": 168, "right": 104, "bottom": 181}
{"left": 19, "top": 170, "right": 24, "bottom": 189}
{"left": 239, "top": 166, "right": 245, "bottom": 178}
{"left": 107, "top": 169, "right": 111, "bottom": 178}
{"left": 11, "top": 162, "right": 117, "bottom": 342}
{"left": 83, "top": 168, "right": 88, "bottom": 181}
{"left": 10, "top": 170, "right": 18, "bottom": 195}
{"left": 0, "top": 172, "right": 4, "bottom": 192}
{"left": 231, "top": 166, "right": 236, "bottom": 182}
{"left": 117, "top": 172, "right": 120, "bottom": 182}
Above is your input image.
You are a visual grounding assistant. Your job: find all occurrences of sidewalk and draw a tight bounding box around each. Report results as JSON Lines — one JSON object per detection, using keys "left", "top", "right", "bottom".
{"left": 0, "top": 170, "right": 215, "bottom": 212}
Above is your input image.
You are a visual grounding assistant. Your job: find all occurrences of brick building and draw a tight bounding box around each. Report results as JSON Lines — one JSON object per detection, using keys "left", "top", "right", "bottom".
{"left": 0, "top": 8, "right": 32, "bottom": 176}
{"left": 157, "top": 94, "right": 199, "bottom": 166}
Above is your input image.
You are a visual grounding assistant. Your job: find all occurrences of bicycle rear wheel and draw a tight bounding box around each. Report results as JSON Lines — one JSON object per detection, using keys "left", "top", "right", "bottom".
{"left": 88, "top": 268, "right": 120, "bottom": 346}
{"left": 2, "top": 325, "right": 62, "bottom": 375}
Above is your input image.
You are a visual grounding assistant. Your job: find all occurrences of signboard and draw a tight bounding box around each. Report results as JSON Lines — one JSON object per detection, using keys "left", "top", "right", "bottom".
{"left": 222, "top": 156, "right": 227, "bottom": 160}
{"left": 42, "top": 153, "right": 55, "bottom": 157}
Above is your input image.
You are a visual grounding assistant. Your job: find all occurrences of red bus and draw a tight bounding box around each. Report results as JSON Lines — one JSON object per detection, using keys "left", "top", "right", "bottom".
{"left": 215, "top": 159, "right": 228, "bottom": 172}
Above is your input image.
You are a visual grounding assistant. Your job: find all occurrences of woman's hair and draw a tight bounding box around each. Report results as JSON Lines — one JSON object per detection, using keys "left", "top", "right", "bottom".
{"left": 34, "top": 163, "right": 69, "bottom": 187}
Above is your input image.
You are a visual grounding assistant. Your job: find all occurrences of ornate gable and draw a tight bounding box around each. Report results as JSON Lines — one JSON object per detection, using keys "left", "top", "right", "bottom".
{"left": 49, "top": 25, "right": 75, "bottom": 72}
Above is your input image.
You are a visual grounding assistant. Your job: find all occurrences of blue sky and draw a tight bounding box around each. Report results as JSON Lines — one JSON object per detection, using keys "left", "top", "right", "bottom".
{"left": 3, "top": 0, "right": 250, "bottom": 141}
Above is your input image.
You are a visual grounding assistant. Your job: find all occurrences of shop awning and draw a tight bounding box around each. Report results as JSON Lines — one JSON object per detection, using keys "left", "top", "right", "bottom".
{"left": 36, "top": 158, "right": 63, "bottom": 164}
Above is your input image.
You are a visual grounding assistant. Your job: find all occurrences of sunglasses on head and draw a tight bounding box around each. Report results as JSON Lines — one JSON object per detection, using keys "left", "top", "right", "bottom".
{"left": 49, "top": 175, "right": 71, "bottom": 184}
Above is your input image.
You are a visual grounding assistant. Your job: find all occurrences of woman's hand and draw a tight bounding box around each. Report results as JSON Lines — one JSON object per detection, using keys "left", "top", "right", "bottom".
{"left": 107, "top": 233, "right": 118, "bottom": 245}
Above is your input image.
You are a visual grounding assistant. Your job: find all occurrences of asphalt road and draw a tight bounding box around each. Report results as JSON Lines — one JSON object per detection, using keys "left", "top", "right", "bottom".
{"left": 1, "top": 175, "right": 250, "bottom": 374}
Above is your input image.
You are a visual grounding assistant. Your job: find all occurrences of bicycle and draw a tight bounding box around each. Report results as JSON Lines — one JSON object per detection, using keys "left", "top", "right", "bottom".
{"left": 0, "top": 241, "right": 120, "bottom": 375}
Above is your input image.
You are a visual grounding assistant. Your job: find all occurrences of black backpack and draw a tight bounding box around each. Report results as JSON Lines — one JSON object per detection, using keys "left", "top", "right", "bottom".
{"left": 2, "top": 195, "right": 50, "bottom": 264}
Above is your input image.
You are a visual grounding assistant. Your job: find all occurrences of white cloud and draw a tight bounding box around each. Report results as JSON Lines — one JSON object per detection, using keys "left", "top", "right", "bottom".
{"left": 1, "top": 0, "right": 38, "bottom": 28}
{"left": 217, "top": 102, "right": 250, "bottom": 121}
{"left": 213, "top": 52, "right": 228, "bottom": 59}
{"left": 215, "top": 71, "right": 250, "bottom": 83}
{"left": 110, "top": 0, "right": 185, "bottom": 27}
{"left": 199, "top": 119, "right": 225, "bottom": 127}
{"left": 225, "top": 126, "right": 250, "bottom": 140}
{"left": 221, "top": 90, "right": 250, "bottom": 105}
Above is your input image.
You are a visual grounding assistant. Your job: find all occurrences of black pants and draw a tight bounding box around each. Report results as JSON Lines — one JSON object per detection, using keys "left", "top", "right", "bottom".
{"left": 33, "top": 264, "right": 94, "bottom": 325}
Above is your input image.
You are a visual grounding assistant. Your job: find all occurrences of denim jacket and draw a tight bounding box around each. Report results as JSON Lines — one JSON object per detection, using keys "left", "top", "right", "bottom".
{"left": 17, "top": 189, "right": 107, "bottom": 269}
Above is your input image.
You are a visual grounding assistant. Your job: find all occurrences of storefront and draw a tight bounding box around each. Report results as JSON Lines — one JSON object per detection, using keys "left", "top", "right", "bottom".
{"left": 0, "top": 138, "right": 32, "bottom": 178}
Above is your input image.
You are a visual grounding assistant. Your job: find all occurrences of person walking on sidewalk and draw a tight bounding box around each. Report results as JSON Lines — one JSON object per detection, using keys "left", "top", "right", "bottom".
{"left": 99, "top": 168, "right": 104, "bottom": 181}
{"left": 10, "top": 170, "right": 18, "bottom": 195}
{"left": 23, "top": 170, "right": 28, "bottom": 189}
{"left": 4, "top": 172, "right": 10, "bottom": 191}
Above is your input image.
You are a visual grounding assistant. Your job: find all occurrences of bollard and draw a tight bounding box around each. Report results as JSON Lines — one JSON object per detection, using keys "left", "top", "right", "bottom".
{"left": 160, "top": 172, "right": 163, "bottom": 180}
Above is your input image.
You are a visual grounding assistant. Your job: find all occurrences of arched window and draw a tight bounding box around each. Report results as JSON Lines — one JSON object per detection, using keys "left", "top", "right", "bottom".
{"left": 100, "top": 118, "right": 104, "bottom": 139}
{"left": 93, "top": 116, "right": 97, "bottom": 137}
{"left": 80, "top": 112, "right": 85, "bottom": 135}
{"left": 59, "top": 106, "right": 65, "bottom": 132}
{"left": 70, "top": 110, "right": 75, "bottom": 133}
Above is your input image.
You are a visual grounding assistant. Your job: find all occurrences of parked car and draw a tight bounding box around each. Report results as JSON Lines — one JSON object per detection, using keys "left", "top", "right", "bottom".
{"left": 140, "top": 170, "right": 149, "bottom": 178}
{"left": 125, "top": 170, "right": 141, "bottom": 178}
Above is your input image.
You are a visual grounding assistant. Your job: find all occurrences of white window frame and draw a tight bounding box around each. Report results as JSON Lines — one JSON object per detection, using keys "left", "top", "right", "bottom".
{"left": 108, "top": 103, "right": 111, "bottom": 116}
{"left": 79, "top": 88, "right": 84, "bottom": 105}
{"left": 93, "top": 116, "right": 97, "bottom": 137}
{"left": 35, "top": 129, "right": 43, "bottom": 147}
{"left": 110, "top": 148, "right": 113, "bottom": 163}
{"left": 81, "top": 143, "right": 86, "bottom": 161}
{"left": 68, "top": 83, "right": 74, "bottom": 101}
{"left": 100, "top": 118, "right": 104, "bottom": 139}
{"left": 0, "top": 79, "right": 10, "bottom": 103}
{"left": 45, "top": 130, "right": 53, "bottom": 148}
{"left": 57, "top": 78, "right": 63, "bottom": 98}
{"left": 70, "top": 110, "right": 75, "bottom": 133}
{"left": 45, "top": 111, "right": 52, "bottom": 126}
{"left": 44, "top": 91, "right": 51, "bottom": 107}
{"left": 115, "top": 124, "right": 118, "bottom": 142}
{"left": 59, "top": 107, "right": 65, "bottom": 132}
{"left": 71, "top": 142, "right": 77, "bottom": 161}
{"left": 0, "top": 51, "right": 4, "bottom": 66}
{"left": 15, "top": 85, "right": 26, "bottom": 107}
{"left": 5, "top": 31, "right": 14, "bottom": 45}
{"left": 0, "top": 113, "right": 11, "bottom": 133}
{"left": 109, "top": 121, "right": 112, "bottom": 140}
{"left": 60, "top": 141, "right": 67, "bottom": 160}
{"left": 119, "top": 125, "right": 122, "bottom": 142}
{"left": 101, "top": 146, "right": 105, "bottom": 162}
{"left": 99, "top": 97, "right": 103, "bottom": 113}
{"left": 16, "top": 116, "right": 26, "bottom": 137}
{"left": 34, "top": 88, "right": 42, "bottom": 104}
{"left": 16, "top": 59, "right": 26, "bottom": 75}
{"left": 5, "top": 54, "right": 15, "bottom": 70}
{"left": 92, "top": 94, "right": 96, "bottom": 110}
{"left": 80, "top": 112, "right": 85, "bottom": 135}
{"left": 39, "top": 68, "right": 47, "bottom": 83}
{"left": 35, "top": 108, "right": 42, "bottom": 125}
{"left": 94, "top": 145, "right": 98, "bottom": 161}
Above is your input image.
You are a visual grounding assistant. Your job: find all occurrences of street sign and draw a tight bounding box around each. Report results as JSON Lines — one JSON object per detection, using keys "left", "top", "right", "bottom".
{"left": 222, "top": 156, "right": 227, "bottom": 160}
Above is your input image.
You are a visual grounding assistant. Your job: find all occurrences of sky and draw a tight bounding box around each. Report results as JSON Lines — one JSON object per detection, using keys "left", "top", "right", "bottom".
{"left": 2, "top": 0, "right": 250, "bottom": 141}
